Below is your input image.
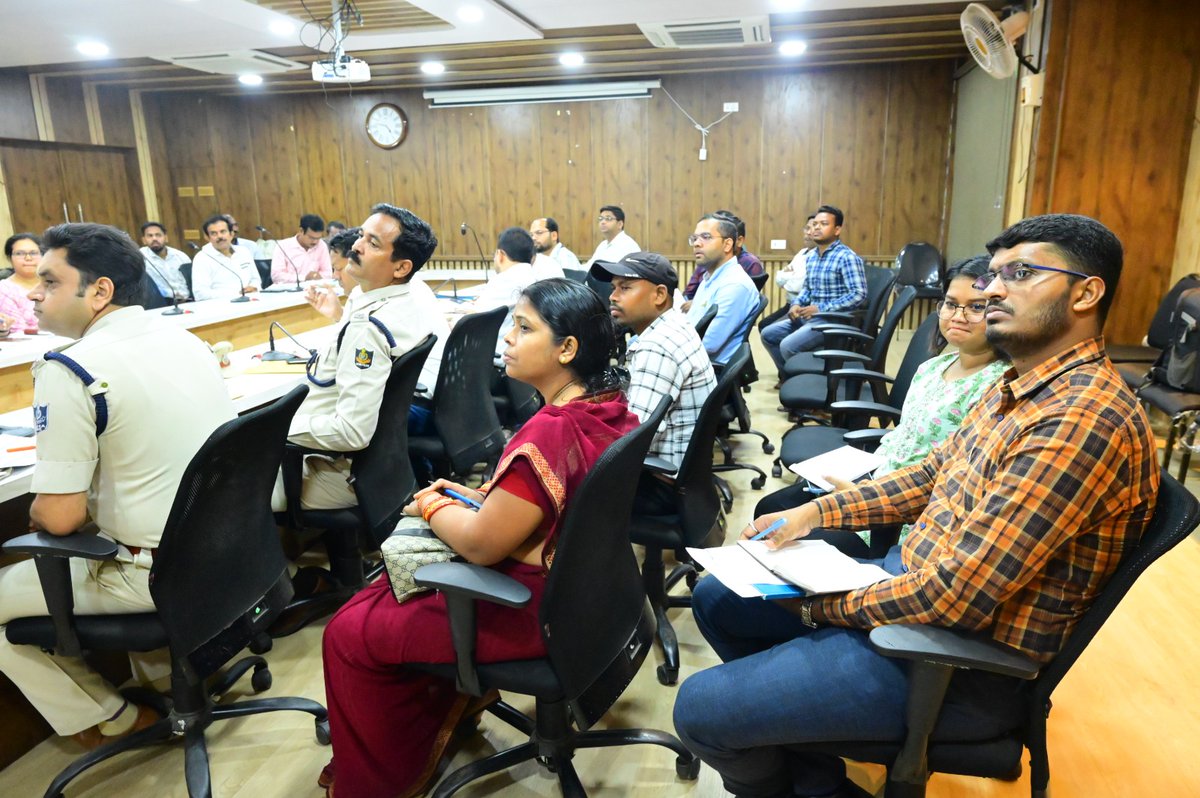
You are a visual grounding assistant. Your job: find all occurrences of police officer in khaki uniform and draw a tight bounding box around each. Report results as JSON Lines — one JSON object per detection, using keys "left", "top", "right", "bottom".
{"left": 0, "top": 223, "right": 236, "bottom": 748}
{"left": 278, "top": 203, "right": 439, "bottom": 510}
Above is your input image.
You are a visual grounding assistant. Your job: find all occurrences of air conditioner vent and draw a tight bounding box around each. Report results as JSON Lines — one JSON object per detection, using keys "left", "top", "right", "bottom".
{"left": 639, "top": 17, "right": 771, "bottom": 50}
{"left": 156, "top": 50, "right": 306, "bottom": 75}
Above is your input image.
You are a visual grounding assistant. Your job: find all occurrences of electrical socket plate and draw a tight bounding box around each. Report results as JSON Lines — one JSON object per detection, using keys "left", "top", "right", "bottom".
{"left": 724, "top": 102, "right": 739, "bottom": 112}
{"left": 770, "top": 239, "right": 787, "bottom": 250}
{"left": 699, "top": 148, "right": 708, "bottom": 161}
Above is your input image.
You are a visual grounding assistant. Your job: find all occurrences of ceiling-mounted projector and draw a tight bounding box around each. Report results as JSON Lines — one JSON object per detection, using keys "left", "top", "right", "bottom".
{"left": 311, "top": 56, "right": 371, "bottom": 84}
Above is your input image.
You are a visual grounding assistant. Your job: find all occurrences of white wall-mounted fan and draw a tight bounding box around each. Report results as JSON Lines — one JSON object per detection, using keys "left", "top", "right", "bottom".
{"left": 961, "top": 3, "right": 1040, "bottom": 79}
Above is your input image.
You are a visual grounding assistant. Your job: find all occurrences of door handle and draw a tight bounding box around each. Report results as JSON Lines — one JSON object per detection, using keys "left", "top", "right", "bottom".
{"left": 62, "top": 202, "right": 70, "bottom": 223}
{"left": 77, "top": 203, "right": 84, "bottom": 222}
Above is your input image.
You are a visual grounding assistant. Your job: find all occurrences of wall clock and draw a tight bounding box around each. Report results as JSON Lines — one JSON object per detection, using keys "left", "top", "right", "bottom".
{"left": 365, "top": 102, "right": 408, "bottom": 149}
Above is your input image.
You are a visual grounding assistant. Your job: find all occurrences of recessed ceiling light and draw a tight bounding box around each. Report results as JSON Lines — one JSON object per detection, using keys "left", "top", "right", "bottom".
{"left": 456, "top": 5, "right": 484, "bottom": 23}
{"left": 779, "top": 40, "right": 807, "bottom": 57}
{"left": 238, "top": 74, "right": 264, "bottom": 86}
{"left": 559, "top": 52, "right": 585, "bottom": 68}
{"left": 421, "top": 61, "right": 446, "bottom": 75}
{"left": 269, "top": 20, "right": 295, "bottom": 36}
{"left": 76, "top": 41, "right": 109, "bottom": 58}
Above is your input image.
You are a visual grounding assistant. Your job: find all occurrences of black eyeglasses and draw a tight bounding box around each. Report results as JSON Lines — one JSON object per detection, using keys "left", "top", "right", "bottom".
{"left": 973, "top": 262, "right": 1091, "bottom": 291}
{"left": 937, "top": 299, "right": 988, "bottom": 323}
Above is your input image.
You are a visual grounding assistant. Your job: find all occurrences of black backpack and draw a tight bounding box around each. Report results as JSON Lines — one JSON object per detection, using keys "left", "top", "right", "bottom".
{"left": 1151, "top": 285, "right": 1200, "bottom": 393}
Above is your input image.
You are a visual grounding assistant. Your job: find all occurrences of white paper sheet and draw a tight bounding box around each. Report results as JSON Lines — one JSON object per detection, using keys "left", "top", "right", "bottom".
{"left": 787, "top": 444, "right": 886, "bottom": 492}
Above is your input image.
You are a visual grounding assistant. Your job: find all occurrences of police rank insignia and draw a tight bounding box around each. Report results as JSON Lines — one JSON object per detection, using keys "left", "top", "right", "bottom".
{"left": 33, "top": 404, "right": 49, "bottom": 431}
{"left": 354, "top": 348, "right": 374, "bottom": 369}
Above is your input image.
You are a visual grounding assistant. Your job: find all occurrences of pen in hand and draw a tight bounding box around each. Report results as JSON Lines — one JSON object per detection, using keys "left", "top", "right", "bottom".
{"left": 751, "top": 518, "right": 787, "bottom": 541}
{"left": 443, "top": 488, "right": 482, "bottom": 511}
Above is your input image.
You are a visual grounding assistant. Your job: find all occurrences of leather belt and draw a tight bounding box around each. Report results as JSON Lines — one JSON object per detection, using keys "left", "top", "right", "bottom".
{"left": 125, "top": 546, "right": 158, "bottom": 563}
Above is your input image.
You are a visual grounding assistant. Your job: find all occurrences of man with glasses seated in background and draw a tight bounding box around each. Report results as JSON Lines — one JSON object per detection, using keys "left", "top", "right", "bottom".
{"left": 583, "top": 205, "right": 640, "bottom": 268}
{"left": 685, "top": 213, "right": 761, "bottom": 366}
{"left": 673, "top": 214, "right": 1159, "bottom": 798}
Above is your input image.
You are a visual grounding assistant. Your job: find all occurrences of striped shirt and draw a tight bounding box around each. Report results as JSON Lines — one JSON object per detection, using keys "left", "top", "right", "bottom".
{"left": 812, "top": 338, "right": 1159, "bottom": 663}
{"left": 796, "top": 239, "right": 866, "bottom": 313}
{"left": 625, "top": 308, "right": 717, "bottom": 470}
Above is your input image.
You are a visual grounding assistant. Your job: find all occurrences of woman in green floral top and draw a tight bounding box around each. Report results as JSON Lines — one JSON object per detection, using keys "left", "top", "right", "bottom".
{"left": 754, "top": 255, "right": 1007, "bottom": 548}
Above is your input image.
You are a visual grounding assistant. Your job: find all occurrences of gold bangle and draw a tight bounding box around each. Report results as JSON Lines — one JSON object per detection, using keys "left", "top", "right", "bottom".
{"left": 422, "top": 496, "right": 455, "bottom": 523}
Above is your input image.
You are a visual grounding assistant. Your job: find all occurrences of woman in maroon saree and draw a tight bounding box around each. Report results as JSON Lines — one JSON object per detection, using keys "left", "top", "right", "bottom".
{"left": 320, "top": 278, "right": 637, "bottom": 798}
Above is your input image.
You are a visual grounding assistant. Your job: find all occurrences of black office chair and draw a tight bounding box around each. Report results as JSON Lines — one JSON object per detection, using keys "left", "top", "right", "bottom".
{"left": 794, "top": 470, "right": 1199, "bottom": 798}
{"left": 779, "top": 264, "right": 900, "bottom": 379}
{"left": 713, "top": 295, "right": 772, "bottom": 502}
{"left": 693, "top": 302, "right": 719, "bottom": 340}
{"left": 273, "top": 336, "right": 436, "bottom": 635}
{"left": 409, "top": 396, "right": 698, "bottom": 796}
{"left": 254, "top": 258, "right": 273, "bottom": 290}
{"left": 409, "top": 306, "right": 508, "bottom": 481}
{"left": 1111, "top": 273, "right": 1200, "bottom": 370}
{"left": 139, "top": 271, "right": 170, "bottom": 310}
{"left": 493, "top": 372, "right": 543, "bottom": 430}
{"left": 629, "top": 344, "right": 750, "bottom": 685}
{"left": 895, "top": 241, "right": 943, "bottom": 299}
{"left": 774, "top": 312, "right": 940, "bottom": 480}
{"left": 563, "top": 268, "right": 588, "bottom": 283}
{"left": 2, "top": 386, "right": 329, "bottom": 798}
{"left": 179, "top": 261, "right": 194, "bottom": 299}
{"left": 750, "top": 271, "right": 770, "bottom": 292}
{"left": 585, "top": 262, "right": 616, "bottom": 303}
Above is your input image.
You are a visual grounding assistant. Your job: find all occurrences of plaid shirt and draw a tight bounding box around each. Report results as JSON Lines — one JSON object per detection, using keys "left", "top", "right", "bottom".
{"left": 812, "top": 338, "right": 1159, "bottom": 663}
{"left": 625, "top": 308, "right": 717, "bottom": 470}
{"left": 796, "top": 239, "right": 866, "bottom": 312}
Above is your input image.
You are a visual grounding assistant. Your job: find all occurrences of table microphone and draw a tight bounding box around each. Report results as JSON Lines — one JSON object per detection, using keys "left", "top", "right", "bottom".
{"left": 143, "top": 258, "right": 186, "bottom": 315}
{"left": 460, "top": 222, "right": 490, "bottom": 283}
{"left": 257, "top": 225, "right": 304, "bottom": 292}
{"left": 187, "top": 242, "right": 250, "bottom": 302}
{"left": 262, "top": 320, "right": 315, "bottom": 361}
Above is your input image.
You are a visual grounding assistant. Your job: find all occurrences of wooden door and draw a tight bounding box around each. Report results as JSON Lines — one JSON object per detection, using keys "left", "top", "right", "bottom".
{"left": 0, "top": 144, "right": 68, "bottom": 233}
{"left": 57, "top": 148, "right": 142, "bottom": 235}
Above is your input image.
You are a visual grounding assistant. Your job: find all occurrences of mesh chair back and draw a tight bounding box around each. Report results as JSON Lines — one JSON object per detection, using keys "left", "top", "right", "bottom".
{"left": 861, "top": 265, "right": 900, "bottom": 336}
{"left": 693, "top": 303, "right": 719, "bottom": 340}
{"left": 886, "top": 313, "right": 940, "bottom": 411}
{"left": 150, "top": 385, "right": 308, "bottom": 678}
{"left": 431, "top": 305, "right": 508, "bottom": 474}
{"left": 750, "top": 272, "right": 769, "bottom": 292}
{"left": 541, "top": 395, "right": 670, "bottom": 729}
{"left": 351, "top": 335, "right": 436, "bottom": 548}
{"left": 563, "top": 268, "right": 588, "bottom": 283}
{"left": 1033, "top": 471, "right": 1199, "bottom": 705}
{"left": 674, "top": 344, "right": 751, "bottom": 545}
{"left": 1147, "top": 274, "right": 1200, "bottom": 349}
{"left": 895, "top": 242, "right": 944, "bottom": 298}
{"left": 140, "top": 272, "right": 169, "bottom": 310}
{"left": 504, "top": 375, "right": 543, "bottom": 427}
{"left": 254, "top": 259, "right": 274, "bottom": 289}
{"left": 864, "top": 285, "right": 918, "bottom": 371}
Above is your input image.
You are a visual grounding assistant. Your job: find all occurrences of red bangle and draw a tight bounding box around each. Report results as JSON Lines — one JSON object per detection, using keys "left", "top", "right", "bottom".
{"left": 421, "top": 496, "right": 455, "bottom": 523}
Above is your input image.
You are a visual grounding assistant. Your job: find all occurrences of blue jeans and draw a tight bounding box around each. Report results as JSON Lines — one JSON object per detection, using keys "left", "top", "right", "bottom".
{"left": 761, "top": 316, "right": 825, "bottom": 373}
{"left": 673, "top": 546, "right": 1027, "bottom": 797}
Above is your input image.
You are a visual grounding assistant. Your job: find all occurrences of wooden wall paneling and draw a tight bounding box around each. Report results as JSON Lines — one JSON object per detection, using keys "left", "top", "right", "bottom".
{"left": 57, "top": 148, "right": 138, "bottom": 233}
{"left": 0, "top": 145, "right": 67, "bottom": 232}
{"left": 1170, "top": 87, "right": 1200, "bottom": 285}
{"left": 134, "top": 95, "right": 179, "bottom": 237}
{"left": 879, "top": 60, "right": 954, "bottom": 256}
{"left": 760, "top": 71, "right": 825, "bottom": 256}
{"left": 645, "top": 80, "right": 708, "bottom": 255}
{"left": 290, "top": 95, "right": 347, "bottom": 225}
{"left": 431, "top": 107, "right": 493, "bottom": 253}
{"left": 485, "top": 103, "right": 543, "bottom": 232}
{"left": 207, "top": 96, "right": 260, "bottom": 229}
{"left": 386, "top": 90, "right": 440, "bottom": 236}
{"left": 337, "top": 94, "right": 397, "bottom": 228}
{"left": 590, "top": 99, "right": 648, "bottom": 250}
{"left": 44, "top": 77, "right": 90, "bottom": 145}
{"left": 247, "top": 99, "right": 302, "bottom": 235}
{"left": 703, "top": 73, "right": 767, "bottom": 255}
{"left": 534, "top": 105, "right": 577, "bottom": 249}
{"left": 0, "top": 72, "right": 38, "bottom": 140}
{"left": 563, "top": 103, "right": 599, "bottom": 259}
{"left": 819, "top": 66, "right": 890, "bottom": 255}
{"left": 96, "top": 85, "right": 135, "bottom": 148}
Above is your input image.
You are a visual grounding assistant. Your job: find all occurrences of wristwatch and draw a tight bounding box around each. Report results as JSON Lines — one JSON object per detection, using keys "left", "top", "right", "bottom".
{"left": 799, "top": 599, "right": 818, "bottom": 629}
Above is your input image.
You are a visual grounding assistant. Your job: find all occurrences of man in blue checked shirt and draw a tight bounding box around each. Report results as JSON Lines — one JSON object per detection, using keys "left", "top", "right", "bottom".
{"left": 760, "top": 205, "right": 867, "bottom": 380}
{"left": 686, "top": 214, "right": 762, "bottom": 365}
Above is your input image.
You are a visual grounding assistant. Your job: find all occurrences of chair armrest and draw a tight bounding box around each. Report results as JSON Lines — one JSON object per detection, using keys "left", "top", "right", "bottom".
{"left": 414, "top": 561, "right": 532, "bottom": 696}
{"left": 809, "top": 323, "right": 859, "bottom": 334}
{"left": 811, "top": 311, "right": 858, "bottom": 324}
{"left": 642, "top": 456, "right": 678, "bottom": 476}
{"left": 0, "top": 532, "right": 117, "bottom": 658}
{"left": 869, "top": 624, "right": 1040, "bottom": 680}
{"left": 829, "top": 369, "right": 892, "bottom": 383}
{"left": 830, "top": 400, "right": 900, "bottom": 420}
{"left": 812, "top": 349, "right": 871, "bottom": 365}
{"left": 842, "top": 429, "right": 888, "bottom": 450}
{"left": 813, "top": 329, "right": 873, "bottom": 344}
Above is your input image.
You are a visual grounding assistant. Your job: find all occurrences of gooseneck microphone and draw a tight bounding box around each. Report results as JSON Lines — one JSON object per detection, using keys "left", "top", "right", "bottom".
{"left": 262, "top": 320, "right": 315, "bottom": 361}
{"left": 188, "top": 242, "right": 250, "bottom": 303}
{"left": 460, "top": 222, "right": 490, "bottom": 283}
{"left": 257, "top": 225, "right": 304, "bottom": 292}
{"left": 143, "top": 256, "right": 185, "bottom": 316}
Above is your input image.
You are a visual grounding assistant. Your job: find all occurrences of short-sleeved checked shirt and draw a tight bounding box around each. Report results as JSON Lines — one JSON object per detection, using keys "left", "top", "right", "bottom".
{"left": 811, "top": 338, "right": 1159, "bottom": 663}
{"left": 796, "top": 239, "right": 867, "bottom": 313}
{"left": 625, "top": 308, "right": 717, "bottom": 471}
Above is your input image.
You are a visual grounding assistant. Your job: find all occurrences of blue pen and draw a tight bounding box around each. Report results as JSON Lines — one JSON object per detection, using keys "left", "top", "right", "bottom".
{"left": 444, "top": 489, "right": 482, "bottom": 511}
{"left": 751, "top": 518, "right": 787, "bottom": 541}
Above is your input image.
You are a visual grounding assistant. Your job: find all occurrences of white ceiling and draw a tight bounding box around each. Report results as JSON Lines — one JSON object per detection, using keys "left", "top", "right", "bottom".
{"left": 2, "top": 0, "right": 969, "bottom": 69}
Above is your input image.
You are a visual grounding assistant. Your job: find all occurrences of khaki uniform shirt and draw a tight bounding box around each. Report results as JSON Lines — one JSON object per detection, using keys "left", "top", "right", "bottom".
{"left": 30, "top": 306, "right": 237, "bottom": 548}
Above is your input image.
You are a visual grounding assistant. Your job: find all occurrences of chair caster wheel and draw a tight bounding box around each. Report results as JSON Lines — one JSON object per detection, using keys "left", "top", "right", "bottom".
{"left": 762, "top": 443, "right": 775, "bottom": 455}
{"left": 537, "top": 754, "right": 556, "bottom": 772}
{"left": 657, "top": 664, "right": 679, "bottom": 685}
{"left": 751, "top": 476, "right": 766, "bottom": 490}
{"left": 676, "top": 756, "right": 701, "bottom": 780}
{"left": 771, "top": 464, "right": 782, "bottom": 478}
{"left": 685, "top": 570, "right": 698, "bottom": 589}
{"left": 315, "top": 718, "right": 331, "bottom": 745}
{"left": 251, "top": 665, "right": 272, "bottom": 693}
{"left": 721, "top": 498, "right": 733, "bottom": 513}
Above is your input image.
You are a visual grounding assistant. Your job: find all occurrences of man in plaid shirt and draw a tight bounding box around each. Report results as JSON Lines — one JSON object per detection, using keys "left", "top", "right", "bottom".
{"left": 760, "top": 204, "right": 867, "bottom": 377}
{"left": 592, "top": 252, "right": 716, "bottom": 514}
{"left": 674, "top": 214, "right": 1159, "bottom": 798}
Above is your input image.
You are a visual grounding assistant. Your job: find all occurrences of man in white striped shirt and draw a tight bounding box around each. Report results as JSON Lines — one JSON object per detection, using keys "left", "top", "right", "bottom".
{"left": 592, "top": 252, "right": 716, "bottom": 513}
